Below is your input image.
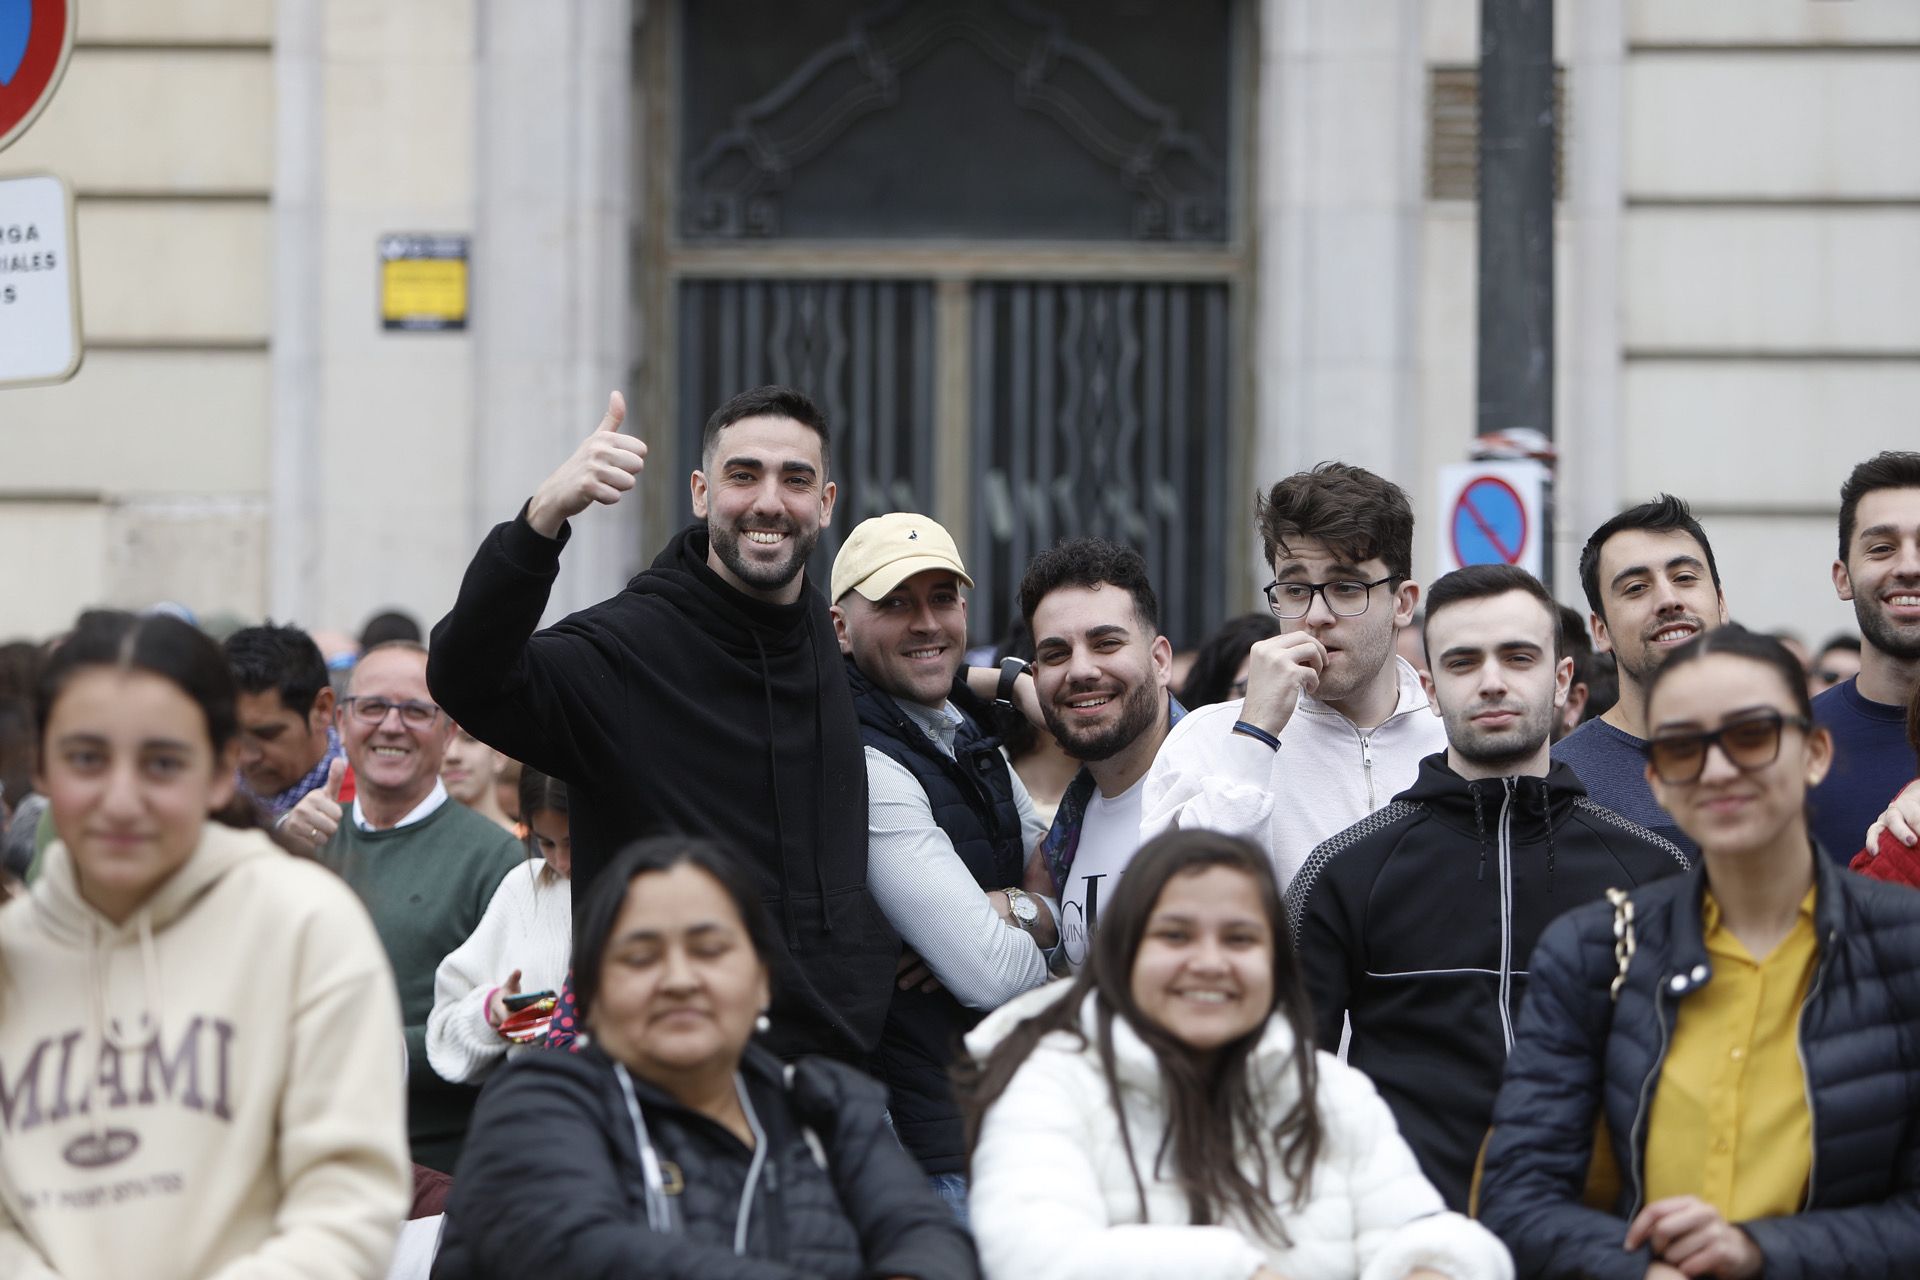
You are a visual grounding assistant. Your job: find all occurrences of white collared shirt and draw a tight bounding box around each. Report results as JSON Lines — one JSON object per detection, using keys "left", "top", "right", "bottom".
{"left": 353, "top": 778, "right": 450, "bottom": 832}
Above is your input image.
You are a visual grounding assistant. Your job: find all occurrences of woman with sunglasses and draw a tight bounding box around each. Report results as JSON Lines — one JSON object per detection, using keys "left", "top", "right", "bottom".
{"left": 1479, "top": 625, "right": 1920, "bottom": 1279}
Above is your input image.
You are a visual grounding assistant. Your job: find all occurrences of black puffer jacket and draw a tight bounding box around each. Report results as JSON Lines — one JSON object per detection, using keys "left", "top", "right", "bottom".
{"left": 1284, "top": 755, "right": 1688, "bottom": 1210}
{"left": 434, "top": 1043, "right": 978, "bottom": 1280}
{"left": 1479, "top": 849, "right": 1920, "bottom": 1280}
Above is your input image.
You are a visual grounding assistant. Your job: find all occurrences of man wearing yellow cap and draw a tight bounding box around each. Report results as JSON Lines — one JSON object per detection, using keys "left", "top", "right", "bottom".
{"left": 830, "top": 513, "right": 1054, "bottom": 1217}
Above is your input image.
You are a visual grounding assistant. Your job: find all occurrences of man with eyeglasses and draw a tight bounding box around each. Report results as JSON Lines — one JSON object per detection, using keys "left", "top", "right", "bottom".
{"left": 280, "top": 640, "right": 521, "bottom": 1173}
{"left": 1285, "top": 564, "right": 1687, "bottom": 1210}
{"left": 1143, "top": 462, "right": 1446, "bottom": 888}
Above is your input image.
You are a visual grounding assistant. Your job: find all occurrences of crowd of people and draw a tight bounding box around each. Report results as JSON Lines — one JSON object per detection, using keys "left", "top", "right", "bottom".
{"left": 0, "top": 382, "right": 1915, "bottom": 1280}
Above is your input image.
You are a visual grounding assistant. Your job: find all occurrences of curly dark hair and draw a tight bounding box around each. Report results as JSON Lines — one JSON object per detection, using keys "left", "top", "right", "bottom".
{"left": 1256, "top": 463, "right": 1414, "bottom": 581}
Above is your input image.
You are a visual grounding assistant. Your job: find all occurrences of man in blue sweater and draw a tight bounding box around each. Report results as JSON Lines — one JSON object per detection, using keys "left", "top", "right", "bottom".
{"left": 1553, "top": 495, "right": 1729, "bottom": 858}
{"left": 1810, "top": 451, "right": 1920, "bottom": 861}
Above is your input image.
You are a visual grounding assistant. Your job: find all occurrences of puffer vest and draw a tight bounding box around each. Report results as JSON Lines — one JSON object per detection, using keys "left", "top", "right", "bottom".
{"left": 846, "top": 660, "right": 1025, "bottom": 1175}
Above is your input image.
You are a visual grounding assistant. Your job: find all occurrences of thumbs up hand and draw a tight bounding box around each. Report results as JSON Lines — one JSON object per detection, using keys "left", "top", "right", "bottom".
{"left": 527, "top": 391, "right": 647, "bottom": 538}
{"left": 275, "top": 758, "right": 346, "bottom": 856}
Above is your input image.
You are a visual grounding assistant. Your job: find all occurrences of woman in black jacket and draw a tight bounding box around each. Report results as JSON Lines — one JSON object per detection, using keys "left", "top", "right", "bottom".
{"left": 434, "top": 836, "right": 977, "bottom": 1280}
{"left": 1480, "top": 625, "right": 1920, "bottom": 1280}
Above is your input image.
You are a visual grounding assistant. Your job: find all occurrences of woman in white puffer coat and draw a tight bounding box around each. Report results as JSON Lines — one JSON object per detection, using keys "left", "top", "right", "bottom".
{"left": 964, "top": 830, "right": 1511, "bottom": 1280}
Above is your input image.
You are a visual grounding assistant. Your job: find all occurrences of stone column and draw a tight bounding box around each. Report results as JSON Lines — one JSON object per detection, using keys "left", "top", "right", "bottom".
{"left": 472, "top": 0, "right": 639, "bottom": 621}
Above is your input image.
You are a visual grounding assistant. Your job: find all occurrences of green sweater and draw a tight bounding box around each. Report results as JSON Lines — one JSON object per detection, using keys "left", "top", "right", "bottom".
{"left": 318, "top": 796, "right": 522, "bottom": 1170}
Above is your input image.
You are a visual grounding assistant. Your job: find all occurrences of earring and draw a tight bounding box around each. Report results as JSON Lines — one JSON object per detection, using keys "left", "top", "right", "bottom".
{"left": 755, "top": 1010, "right": 772, "bottom": 1034}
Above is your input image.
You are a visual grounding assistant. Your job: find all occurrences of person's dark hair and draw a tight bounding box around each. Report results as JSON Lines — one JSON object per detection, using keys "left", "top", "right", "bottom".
{"left": 37, "top": 611, "right": 239, "bottom": 757}
{"left": 1180, "top": 613, "right": 1280, "bottom": 707}
{"left": 1644, "top": 623, "right": 1813, "bottom": 724}
{"left": 963, "top": 830, "right": 1323, "bottom": 1245}
{"left": 1557, "top": 605, "right": 1593, "bottom": 659}
{"left": 0, "top": 697, "right": 32, "bottom": 818}
{"left": 1422, "top": 564, "right": 1565, "bottom": 662}
{"left": 0, "top": 640, "right": 43, "bottom": 704}
{"left": 1837, "top": 451, "right": 1920, "bottom": 561}
{"left": 1579, "top": 653, "right": 1618, "bottom": 724}
{"left": 1577, "top": 494, "right": 1721, "bottom": 624}
{"left": 1018, "top": 537, "right": 1160, "bottom": 635}
{"left": 224, "top": 622, "right": 329, "bottom": 717}
{"left": 571, "top": 836, "right": 779, "bottom": 1026}
{"left": 1907, "top": 679, "right": 1920, "bottom": 773}
{"left": 1256, "top": 463, "right": 1415, "bottom": 582}
{"left": 358, "top": 609, "right": 423, "bottom": 651}
{"left": 519, "top": 766, "right": 568, "bottom": 825}
{"left": 700, "top": 385, "right": 832, "bottom": 477}
{"left": 1815, "top": 633, "right": 1862, "bottom": 660}
{"left": 518, "top": 766, "right": 568, "bottom": 854}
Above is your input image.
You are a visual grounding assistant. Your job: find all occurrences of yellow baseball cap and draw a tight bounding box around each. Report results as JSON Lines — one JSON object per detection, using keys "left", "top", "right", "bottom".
{"left": 830, "top": 513, "right": 974, "bottom": 602}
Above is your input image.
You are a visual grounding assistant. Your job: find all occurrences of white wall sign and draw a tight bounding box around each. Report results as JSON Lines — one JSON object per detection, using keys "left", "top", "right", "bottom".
{"left": 1434, "top": 459, "right": 1550, "bottom": 581}
{"left": 0, "top": 172, "right": 81, "bottom": 388}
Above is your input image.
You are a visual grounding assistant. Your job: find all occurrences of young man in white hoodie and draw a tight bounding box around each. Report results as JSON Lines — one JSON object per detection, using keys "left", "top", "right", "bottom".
{"left": 1143, "top": 462, "right": 1445, "bottom": 889}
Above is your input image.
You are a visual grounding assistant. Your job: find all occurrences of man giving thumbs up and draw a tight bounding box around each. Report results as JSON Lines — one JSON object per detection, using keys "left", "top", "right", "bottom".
{"left": 427, "top": 386, "right": 899, "bottom": 1068}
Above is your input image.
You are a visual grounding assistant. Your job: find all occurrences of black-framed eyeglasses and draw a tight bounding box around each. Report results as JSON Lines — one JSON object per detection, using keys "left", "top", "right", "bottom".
{"left": 341, "top": 696, "right": 443, "bottom": 729}
{"left": 1262, "top": 575, "right": 1399, "bottom": 620}
{"left": 1642, "top": 710, "right": 1812, "bottom": 785}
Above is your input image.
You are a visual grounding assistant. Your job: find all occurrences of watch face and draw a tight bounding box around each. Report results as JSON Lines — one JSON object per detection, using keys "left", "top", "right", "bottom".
{"left": 1011, "top": 894, "right": 1037, "bottom": 922}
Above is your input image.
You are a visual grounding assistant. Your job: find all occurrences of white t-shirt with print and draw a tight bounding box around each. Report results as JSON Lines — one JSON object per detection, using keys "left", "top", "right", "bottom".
{"left": 1057, "top": 776, "right": 1147, "bottom": 972}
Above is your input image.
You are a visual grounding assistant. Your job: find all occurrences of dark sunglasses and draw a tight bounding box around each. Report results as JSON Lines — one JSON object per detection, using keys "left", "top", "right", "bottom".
{"left": 1642, "top": 710, "right": 1812, "bottom": 785}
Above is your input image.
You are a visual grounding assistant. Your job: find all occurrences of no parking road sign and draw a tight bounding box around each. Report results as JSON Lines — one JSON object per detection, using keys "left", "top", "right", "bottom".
{"left": 1435, "top": 460, "right": 1548, "bottom": 580}
{"left": 0, "top": 0, "right": 75, "bottom": 153}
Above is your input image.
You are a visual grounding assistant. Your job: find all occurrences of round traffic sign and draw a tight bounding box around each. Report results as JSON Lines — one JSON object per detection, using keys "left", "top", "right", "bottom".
{"left": 0, "top": 0, "right": 74, "bottom": 154}
{"left": 1450, "top": 475, "right": 1529, "bottom": 567}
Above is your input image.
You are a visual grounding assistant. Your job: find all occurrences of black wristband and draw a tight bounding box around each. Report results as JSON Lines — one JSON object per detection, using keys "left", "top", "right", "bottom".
{"left": 1231, "top": 720, "right": 1281, "bottom": 751}
{"left": 995, "top": 656, "right": 1031, "bottom": 707}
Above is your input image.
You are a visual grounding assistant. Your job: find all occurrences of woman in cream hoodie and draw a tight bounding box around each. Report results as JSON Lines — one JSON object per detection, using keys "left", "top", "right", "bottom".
{"left": 0, "top": 611, "right": 411, "bottom": 1280}
{"left": 965, "top": 830, "right": 1510, "bottom": 1280}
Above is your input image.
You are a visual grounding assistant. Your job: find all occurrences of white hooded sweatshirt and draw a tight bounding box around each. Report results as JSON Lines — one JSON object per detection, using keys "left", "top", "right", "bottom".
{"left": 965, "top": 982, "right": 1512, "bottom": 1280}
{"left": 0, "top": 824, "right": 411, "bottom": 1280}
{"left": 1141, "top": 657, "right": 1446, "bottom": 890}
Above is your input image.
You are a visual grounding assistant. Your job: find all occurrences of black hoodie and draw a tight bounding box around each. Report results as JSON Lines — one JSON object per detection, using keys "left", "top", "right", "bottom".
{"left": 429, "top": 512, "right": 897, "bottom": 1063}
{"left": 1282, "top": 753, "right": 1689, "bottom": 1211}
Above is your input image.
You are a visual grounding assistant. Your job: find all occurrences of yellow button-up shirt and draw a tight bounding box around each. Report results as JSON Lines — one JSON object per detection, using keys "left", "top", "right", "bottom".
{"left": 1644, "top": 887, "right": 1817, "bottom": 1221}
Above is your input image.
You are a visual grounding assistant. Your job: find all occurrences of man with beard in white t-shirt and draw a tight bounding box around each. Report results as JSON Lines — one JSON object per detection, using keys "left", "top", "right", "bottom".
{"left": 1011, "top": 538, "right": 1179, "bottom": 971}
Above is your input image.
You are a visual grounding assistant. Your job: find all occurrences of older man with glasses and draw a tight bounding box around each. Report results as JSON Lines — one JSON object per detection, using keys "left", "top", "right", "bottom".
{"left": 279, "top": 640, "right": 522, "bottom": 1174}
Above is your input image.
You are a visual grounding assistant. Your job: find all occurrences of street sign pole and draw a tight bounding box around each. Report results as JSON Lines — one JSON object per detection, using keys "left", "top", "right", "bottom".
{"left": 1477, "top": 0, "right": 1555, "bottom": 590}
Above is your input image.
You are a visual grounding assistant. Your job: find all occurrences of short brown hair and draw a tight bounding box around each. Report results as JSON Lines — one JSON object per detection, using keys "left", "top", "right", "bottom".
{"left": 1257, "top": 463, "right": 1414, "bottom": 581}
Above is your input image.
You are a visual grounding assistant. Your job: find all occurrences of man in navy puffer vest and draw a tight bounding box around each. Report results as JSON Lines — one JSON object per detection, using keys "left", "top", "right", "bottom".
{"left": 829, "top": 514, "right": 1054, "bottom": 1216}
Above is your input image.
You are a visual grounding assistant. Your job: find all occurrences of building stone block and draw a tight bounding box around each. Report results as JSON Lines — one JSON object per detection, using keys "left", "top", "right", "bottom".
{"left": 1627, "top": 0, "right": 1920, "bottom": 45}
{"left": 3, "top": 51, "right": 273, "bottom": 194}
{"left": 1625, "top": 210, "right": 1920, "bottom": 351}
{"left": 1692, "top": 511, "right": 1857, "bottom": 643}
{"left": 1, "top": 350, "right": 268, "bottom": 495}
{"left": 0, "top": 503, "right": 109, "bottom": 638}
{"left": 1628, "top": 56, "right": 1920, "bottom": 198}
{"left": 105, "top": 499, "right": 268, "bottom": 622}
{"left": 76, "top": 199, "right": 271, "bottom": 343}
{"left": 1624, "top": 363, "right": 1920, "bottom": 508}
{"left": 79, "top": 0, "right": 274, "bottom": 44}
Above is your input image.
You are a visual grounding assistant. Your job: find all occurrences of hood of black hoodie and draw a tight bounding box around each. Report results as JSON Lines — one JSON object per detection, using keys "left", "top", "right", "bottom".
{"left": 1398, "top": 751, "right": 1589, "bottom": 845}
{"left": 629, "top": 523, "right": 822, "bottom": 656}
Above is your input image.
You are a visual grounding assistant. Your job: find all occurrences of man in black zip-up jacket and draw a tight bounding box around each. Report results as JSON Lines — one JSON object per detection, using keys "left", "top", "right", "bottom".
{"left": 429, "top": 387, "right": 897, "bottom": 1065}
{"left": 1284, "top": 566, "right": 1688, "bottom": 1210}
{"left": 1480, "top": 848, "right": 1920, "bottom": 1280}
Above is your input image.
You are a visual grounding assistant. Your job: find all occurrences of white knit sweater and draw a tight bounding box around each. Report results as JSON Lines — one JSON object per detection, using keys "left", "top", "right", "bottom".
{"left": 965, "top": 983, "right": 1513, "bottom": 1280}
{"left": 425, "top": 859, "right": 572, "bottom": 1084}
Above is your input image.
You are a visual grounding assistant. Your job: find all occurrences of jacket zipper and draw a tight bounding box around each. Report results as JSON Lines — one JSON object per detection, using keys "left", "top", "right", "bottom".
{"left": 1794, "top": 929, "right": 1834, "bottom": 1210}
{"left": 1359, "top": 731, "right": 1376, "bottom": 808}
{"left": 1496, "top": 779, "right": 1517, "bottom": 1052}
{"left": 1627, "top": 978, "right": 1674, "bottom": 1219}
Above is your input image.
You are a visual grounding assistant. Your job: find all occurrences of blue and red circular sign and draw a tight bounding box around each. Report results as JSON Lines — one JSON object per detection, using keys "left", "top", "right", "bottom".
{"left": 0, "top": 0, "right": 74, "bottom": 154}
{"left": 1451, "top": 475, "right": 1529, "bottom": 567}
